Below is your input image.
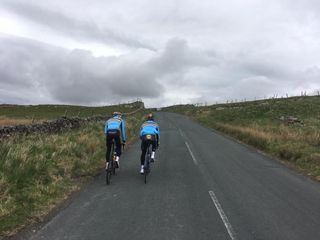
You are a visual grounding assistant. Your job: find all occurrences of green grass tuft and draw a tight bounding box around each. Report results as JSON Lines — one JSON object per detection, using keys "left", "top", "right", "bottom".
{"left": 0, "top": 111, "right": 147, "bottom": 236}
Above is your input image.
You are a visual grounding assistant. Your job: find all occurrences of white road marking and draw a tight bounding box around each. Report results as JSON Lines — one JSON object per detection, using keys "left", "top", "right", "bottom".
{"left": 178, "top": 128, "right": 185, "bottom": 137}
{"left": 185, "top": 142, "right": 198, "bottom": 165}
{"left": 209, "top": 190, "right": 237, "bottom": 240}
{"left": 181, "top": 128, "right": 236, "bottom": 239}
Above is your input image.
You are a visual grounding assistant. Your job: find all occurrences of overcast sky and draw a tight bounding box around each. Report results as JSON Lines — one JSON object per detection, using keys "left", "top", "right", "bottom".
{"left": 0, "top": 0, "right": 320, "bottom": 107}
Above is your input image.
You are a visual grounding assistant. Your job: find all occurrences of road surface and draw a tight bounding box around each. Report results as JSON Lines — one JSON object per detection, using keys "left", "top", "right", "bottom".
{"left": 18, "top": 112, "right": 320, "bottom": 240}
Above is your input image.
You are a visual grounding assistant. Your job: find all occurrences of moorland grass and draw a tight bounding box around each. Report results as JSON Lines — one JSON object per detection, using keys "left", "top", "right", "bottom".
{"left": 166, "top": 96, "right": 320, "bottom": 179}
{"left": 0, "top": 111, "right": 146, "bottom": 236}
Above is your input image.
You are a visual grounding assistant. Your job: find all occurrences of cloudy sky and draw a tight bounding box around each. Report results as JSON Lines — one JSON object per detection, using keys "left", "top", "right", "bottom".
{"left": 0, "top": 0, "right": 320, "bottom": 107}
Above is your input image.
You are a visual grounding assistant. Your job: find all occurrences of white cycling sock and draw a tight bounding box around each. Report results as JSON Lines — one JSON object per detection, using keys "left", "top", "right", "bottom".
{"left": 151, "top": 151, "right": 155, "bottom": 159}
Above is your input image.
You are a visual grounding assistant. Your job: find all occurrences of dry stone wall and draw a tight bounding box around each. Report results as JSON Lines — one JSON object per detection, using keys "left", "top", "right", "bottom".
{"left": 0, "top": 116, "right": 106, "bottom": 139}
{"left": 0, "top": 106, "right": 144, "bottom": 139}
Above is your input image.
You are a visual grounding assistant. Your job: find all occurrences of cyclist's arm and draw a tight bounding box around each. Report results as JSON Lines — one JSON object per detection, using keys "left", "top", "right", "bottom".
{"left": 154, "top": 124, "right": 160, "bottom": 146}
{"left": 104, "top": 122, "right": 108, "bottom": 134}
{"left": 139, "top": 123, "right": 144, "bottom": 139}
{"left": 104, "top": 122, "right": 108, "bottom": 146}
{"left": 139, "top": 125, "right": 144, "bottom": 139}
{"left": 156, "top": 123, "right": 160, "bottom": 142}
{"left": 121, "top": 119, "right": 126, "bottom": 142}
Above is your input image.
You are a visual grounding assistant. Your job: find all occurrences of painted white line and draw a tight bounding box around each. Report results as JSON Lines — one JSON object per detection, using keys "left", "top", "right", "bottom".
{"left": 209, "top": 190, "right": 237, "bottom": 240}
{"left": 178, "top": 128, "right": 185, "bottom": 137}
{"left": 185, "top": 142, "right": 198, "bottom": 165}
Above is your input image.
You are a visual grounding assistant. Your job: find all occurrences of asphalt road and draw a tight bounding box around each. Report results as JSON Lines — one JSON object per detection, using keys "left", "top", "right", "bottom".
{"left": 19, "top": 112, "right": 320, "bottom": 240}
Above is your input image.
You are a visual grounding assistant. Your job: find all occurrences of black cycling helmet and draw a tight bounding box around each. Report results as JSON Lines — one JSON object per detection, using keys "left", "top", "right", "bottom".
{"left": 147, "top": 113, "right": 154, "bottom": 121}
{"left": 112, "top": 112, "right": 122, "bottom": 117}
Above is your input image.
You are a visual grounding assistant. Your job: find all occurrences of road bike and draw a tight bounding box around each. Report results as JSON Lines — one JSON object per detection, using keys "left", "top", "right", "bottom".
{"left": 106, "top": 140, "right": 116, "bottom": 185}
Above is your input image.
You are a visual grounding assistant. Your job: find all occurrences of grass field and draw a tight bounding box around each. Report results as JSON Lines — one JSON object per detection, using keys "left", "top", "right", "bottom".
{"left": 166, "top": 96, "right": 320, "bottom": 180}
{"left": 0, "top": 102, "right": 143, "bottom": 125}
{"left": 0, "top": 107, "right": 147, "bottom": 236}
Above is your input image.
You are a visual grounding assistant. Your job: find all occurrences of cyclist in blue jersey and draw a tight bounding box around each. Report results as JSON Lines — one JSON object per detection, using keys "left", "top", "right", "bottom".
{"left": 104, "top": 112, "right": 126, "bottom": 170}
{"left": 139, "top": 113, "right": 160, "bottom": 174}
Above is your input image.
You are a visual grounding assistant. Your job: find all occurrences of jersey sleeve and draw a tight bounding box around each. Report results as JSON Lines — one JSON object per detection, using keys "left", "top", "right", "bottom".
{"left": 156, "top": 123, "right": 160, "bottom": 141}
{"left": 121, "top": 119, "right": 126, "bottom": 142}
{"left": 104, "top": 121, "right": 108, "bottom": 134}
{"left": 139, "top": 123, "right": 144, "bottom": 138}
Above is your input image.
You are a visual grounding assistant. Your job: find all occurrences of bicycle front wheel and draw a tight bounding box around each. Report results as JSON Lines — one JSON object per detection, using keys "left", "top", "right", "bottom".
{"left": 106, "top": 167, "right": 111, "bottom": 185}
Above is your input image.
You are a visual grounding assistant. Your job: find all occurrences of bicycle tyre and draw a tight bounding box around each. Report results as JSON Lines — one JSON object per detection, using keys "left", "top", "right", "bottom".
{"left": 106, "top": 165, "right": 111, "bottom": 185}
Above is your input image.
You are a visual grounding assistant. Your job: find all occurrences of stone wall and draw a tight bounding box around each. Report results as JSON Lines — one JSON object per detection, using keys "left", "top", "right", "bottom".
{"left": 0, "top": 115, "right": 108, "bottom": 139}
{"left": 0, "top": 107, "right": 144, "bottom": 139}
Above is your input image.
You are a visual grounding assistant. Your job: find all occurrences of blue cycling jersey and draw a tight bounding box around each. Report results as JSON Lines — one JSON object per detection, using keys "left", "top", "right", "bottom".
{"left": 104, "top": 116, "right": 126, "bottom": 141}
{"left": 139, "top": 120, "right": 160, "bottom": 140}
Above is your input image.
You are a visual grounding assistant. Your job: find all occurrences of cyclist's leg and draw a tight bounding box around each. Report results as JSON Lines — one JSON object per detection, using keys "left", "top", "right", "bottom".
{"left": 140, "top": 139, "right": 147, "bottom": 165}
{"left": 106, "top": 134, "right": 113, "bottom": 162}
{"left": 140, "top": 138, "right": 147, "bottom": 173}
{"left": 111, "top": 132, "right": 120, "bottom": 168}
{"left": 105, "top": 134, "right": 113, "bottom": 169}
{"left": 156, "top": 134, "right": 159, "bottom": 148}
{"left": 150, "top": 135, "right": 157, "bottom": 161}
{"left": 114, "top": 133, "right": 122, "bottom": 157}
{"left": 151, "top": 139, "right": 157, "bottom": 151}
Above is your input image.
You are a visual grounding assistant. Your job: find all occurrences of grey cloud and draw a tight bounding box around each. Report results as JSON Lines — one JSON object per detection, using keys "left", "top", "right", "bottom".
{"left": 45, "top": 51, "right": 165, "bottom": 104}
{"left": 1, "top": 24, "right": 320, "bottom": 107}
{"left": 149, "top": 38, "right": 218, "bottom": 78}
{"left": 240, "top": 61, "right": 291, "bottom": 80}
{"left": 0, "top": 36, "right": 53, "bottom": 88}
{"left": 48, "top": 50, "right": 164, "bottom": 103}
{"left": 0, "top": 34, "right": 220, "bottom": 105}
{"left": 0, "top": 35, "right": 163, "bottom": 104}
{"left": 1, "top": 0, "right": 154, "bottom": 50}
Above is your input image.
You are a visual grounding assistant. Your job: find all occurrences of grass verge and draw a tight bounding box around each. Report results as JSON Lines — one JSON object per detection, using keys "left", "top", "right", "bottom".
{"left": 0, "top": 111, "right": 146, "bottom": 236}
{"left": 166, "top": 96, "right": 320, "bottom": 180}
